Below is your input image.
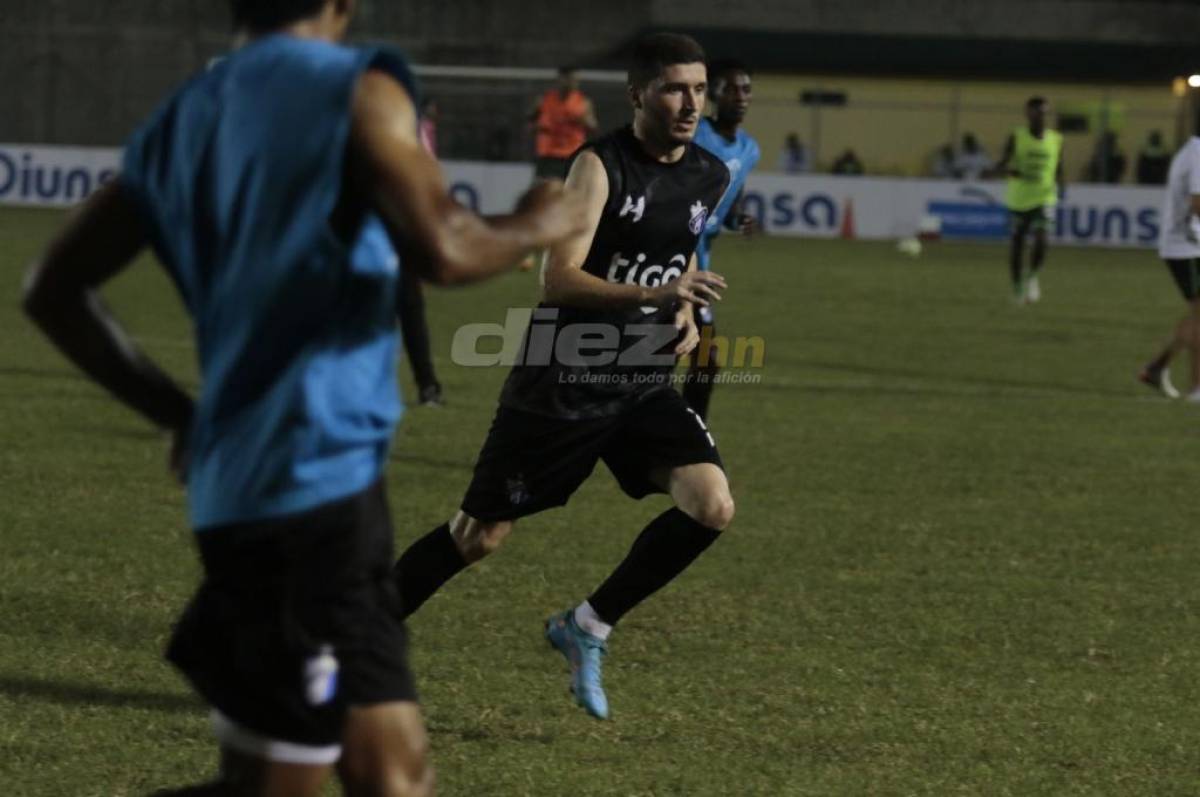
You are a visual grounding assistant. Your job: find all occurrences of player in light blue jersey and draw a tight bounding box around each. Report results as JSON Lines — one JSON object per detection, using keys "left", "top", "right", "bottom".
{"left": 684, "top": 59, "right": 760, "bottom": 421}
{"left": 22, "top": 1, "right": 584, "bottom": 794}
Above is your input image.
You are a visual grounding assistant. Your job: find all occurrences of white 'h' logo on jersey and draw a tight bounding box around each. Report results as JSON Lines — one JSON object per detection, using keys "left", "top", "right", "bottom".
{"left": 620, "top": 194, "right": 646, "bottom": 223}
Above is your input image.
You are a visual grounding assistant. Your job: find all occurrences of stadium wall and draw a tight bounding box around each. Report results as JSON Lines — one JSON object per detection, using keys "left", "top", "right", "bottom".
{"left": 0, "top": 143, "right": 1161, "bottom": 250}
{"left": 651, "top": 0, "right": 1200, "bottom": 46}
{"left": 4, "top": 0, "right": 1197, "bottom": 156}
{"left": 0, "top": 0, "right": 646, "bottom": 149}
{"left": 746, "top": 75, "right": 1184, "bottom": 181}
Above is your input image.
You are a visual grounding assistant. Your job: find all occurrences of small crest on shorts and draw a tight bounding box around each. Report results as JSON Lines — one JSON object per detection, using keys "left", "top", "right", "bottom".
{"left": 304, "top": 645, "right": 340, "bottom": 706}
{"left": 507, "top": 475, "right": 530, "bottom": 506}
{"left": 689, "top": 201, "right": 709, "bottom": 235}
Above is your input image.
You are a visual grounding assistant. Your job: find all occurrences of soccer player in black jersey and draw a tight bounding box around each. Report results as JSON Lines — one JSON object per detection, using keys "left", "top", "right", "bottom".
{"left": 393, "top": 33, "right": 733, "bottom": 720}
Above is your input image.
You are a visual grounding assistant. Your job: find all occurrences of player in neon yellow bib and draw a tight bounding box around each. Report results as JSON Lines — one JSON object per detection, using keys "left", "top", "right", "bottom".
{"left": 993, "top": 97, "right": 1064, "bottom": 304}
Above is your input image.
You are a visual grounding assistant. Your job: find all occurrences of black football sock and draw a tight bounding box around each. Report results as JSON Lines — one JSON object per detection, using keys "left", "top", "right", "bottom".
{"left": 1030, "top": 236, "right": 1047, "bottom": 273}
{"left": 1009, "top": 233, "right": 1025, "bottom": 288}
{"left": 587, "top": 508, "right": 722, "bottom": 626}
{"left": 393, "top": 523, "right": 466, "bottom": 619}
{"left": 397, "top": 273, "right": 439, "bottom": 391}
{"left": 1147, "top": 348, "right": 1172, "bottom": 372}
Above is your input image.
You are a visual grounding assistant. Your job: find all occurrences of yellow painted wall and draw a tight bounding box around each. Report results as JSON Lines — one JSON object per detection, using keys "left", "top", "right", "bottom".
{"left": 744, "top": 74, "right": 1187, "bottom": 181}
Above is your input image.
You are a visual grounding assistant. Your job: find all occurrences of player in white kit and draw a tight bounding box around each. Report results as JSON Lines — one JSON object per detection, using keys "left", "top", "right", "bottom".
{"left": 1138, "top": 133, "right": 1200, "bottom": 402}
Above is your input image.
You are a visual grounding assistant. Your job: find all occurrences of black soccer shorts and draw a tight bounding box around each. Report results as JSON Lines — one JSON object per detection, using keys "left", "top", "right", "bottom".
{"left": 167, "top": 480, "right": 416, "bottom": 756}
{"left": 1010, "top": 205, "right": 1054, "bottom": 235}
{"left": 461, "top": 388, "right": 724, "bottom": 522}
{"left": 1164, "top": 258, "right": 1200, "bottom": 301}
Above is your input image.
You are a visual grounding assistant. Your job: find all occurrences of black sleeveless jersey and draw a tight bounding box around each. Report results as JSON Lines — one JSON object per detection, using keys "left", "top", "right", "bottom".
{"left": 500, "top": 125, "right": 730, "bottom": 419}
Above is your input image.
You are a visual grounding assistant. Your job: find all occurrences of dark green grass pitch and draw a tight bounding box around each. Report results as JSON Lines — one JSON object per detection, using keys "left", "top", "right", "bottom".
{"left": 2, "top": 206, "right": 1199, "bottom": 795}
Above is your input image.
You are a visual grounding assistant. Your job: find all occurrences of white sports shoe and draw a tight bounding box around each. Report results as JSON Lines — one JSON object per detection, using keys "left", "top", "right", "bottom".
{"left": 1187, "top": 388, "right": 1200, "bottom": 403}
{"left": 1139, "top": 365, "right": 1180, "bottom": 399}
{"left": 1025, "top": 275, "right": 1041, "bottom": 303}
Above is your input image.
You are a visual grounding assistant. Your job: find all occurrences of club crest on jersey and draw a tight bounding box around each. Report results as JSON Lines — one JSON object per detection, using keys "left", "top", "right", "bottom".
{"left": 506, "top": 475, "right": 530, "bottom": 506}
{"left": 620, "top": 194, "right": 646, "bottom": 223}
{"left": 688, "top": 201, "right": 709, "bottom": 235}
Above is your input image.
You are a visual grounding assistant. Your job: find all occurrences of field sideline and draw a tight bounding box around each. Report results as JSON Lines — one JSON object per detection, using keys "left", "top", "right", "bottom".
{"left": 2, "top": 206, "right": 1199, "bottom": 795}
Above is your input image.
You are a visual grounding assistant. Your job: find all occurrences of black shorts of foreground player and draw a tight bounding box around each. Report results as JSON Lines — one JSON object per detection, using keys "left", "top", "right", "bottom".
{"left": 22, "top": 0, "right": 585, "bottom": 793}
{"left": 393, "top": 33, "right": 733, "bottom": 721}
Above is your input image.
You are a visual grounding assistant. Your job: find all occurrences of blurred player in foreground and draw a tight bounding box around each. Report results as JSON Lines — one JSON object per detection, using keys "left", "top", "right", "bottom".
{"left": 392, "top": 33, "right": 733, "bottom": 721}
{"left": 1139, "top": 130, "right": 1200, "bottom": 401}
{"left": 22, "top": 0, "right": 583, "bottom": 793}
{"left": 992, "top": 97, "right": 1064, "bottom": 304}
{"left": 684, "top": 58, "right": 761, "bottom": 421}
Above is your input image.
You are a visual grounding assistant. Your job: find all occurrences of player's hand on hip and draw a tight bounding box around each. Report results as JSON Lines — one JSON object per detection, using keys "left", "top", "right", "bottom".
{"left": 674, "top": 305, "right": 700, "bottom": 356}
{"left": 652, "top": 271, "right": 726, "bottom": 307}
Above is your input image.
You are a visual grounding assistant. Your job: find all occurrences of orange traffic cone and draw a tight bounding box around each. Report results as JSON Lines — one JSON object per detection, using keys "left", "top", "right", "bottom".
{"left": 839, "top": 198, "right": 856, "bottom": 240}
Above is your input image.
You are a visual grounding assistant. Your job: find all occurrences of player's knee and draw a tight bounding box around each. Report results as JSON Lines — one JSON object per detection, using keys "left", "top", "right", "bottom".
{"left": 473, "top": 522, "right": 512, "bottom": 558}
{"left": 341, "top": 733, "right": 434, "bottom": 797}
{"left": 694, "top": 493, "right": 735, "bottom": 531}
{"left": 450, "top": 514, "right": 513, "bottom": 563}
{"left": 379, "top": 752, "right": 435, "bottom": 797}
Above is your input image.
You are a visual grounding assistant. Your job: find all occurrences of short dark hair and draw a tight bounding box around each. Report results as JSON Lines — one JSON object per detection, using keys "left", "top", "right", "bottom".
{"left": 707, "top": 58, "right": 750, "bottom": 84}
{"left": 230, "top": 0, "right": 326, "bottom": 30}
{"left": 706, "top": 58, "right": 749, "bottom": 98}
{"left": 1027, "top": 96, "right": 1047, "bottom": 110}
{"left": 628, "top": 33, "right": 706, "bottom": 89}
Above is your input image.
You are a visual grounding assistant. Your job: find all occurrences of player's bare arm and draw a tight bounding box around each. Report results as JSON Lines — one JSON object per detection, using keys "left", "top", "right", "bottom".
{"left": 543, "top": 150, "right": 727, "bottom": 309}
{"left": 349, "top": 69, "right": 585, "bottom": 286}
{"left": 990, "top": 134, "right": 1016, "bottom": 178}
{"left": 22, "top": 182, "right": 195, "bottom": 449}
{"left": 723, "top": 189, "right": 759, "bottom": 236}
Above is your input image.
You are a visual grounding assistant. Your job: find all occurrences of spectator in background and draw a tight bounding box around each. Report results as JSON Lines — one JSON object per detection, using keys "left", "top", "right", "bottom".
{"left": 953, "top": 132, "right": 993, "bottom": 180}
{"left": 1137, "top": 130, "right": 1171, "bottom": 185}
{"left": 529, "top": 66, "right": 598, "bottom": 180}
{"left": 832, "top": 148, "right": 864, "bottom": 176}
{"left": 521, "top": 66, "right": 597, "bottom": 271}
{"left": 1086, "top": 131, "right": 1127, "bottom": 183}
{"left": 779, "top": 132, "right": 810, "bottom": 173}
{"left": 931, "top": 144, "right": 956, "bottom": 178}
